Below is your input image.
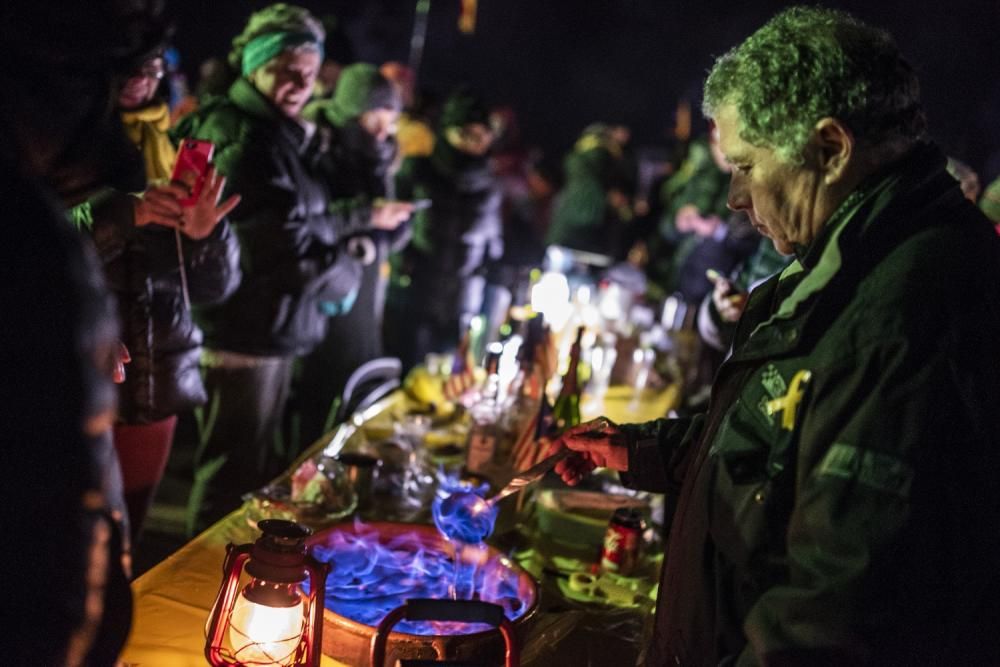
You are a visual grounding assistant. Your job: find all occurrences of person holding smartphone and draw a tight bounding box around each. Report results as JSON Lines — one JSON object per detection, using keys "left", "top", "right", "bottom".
{"left": 72, "top": 48, "right": 242, "bottom": 543}
{"left": 171, "top": 4, "right": 412, "bottom": 532}
{"left": 296, "top": 62, "right": 414, "bottom": 442}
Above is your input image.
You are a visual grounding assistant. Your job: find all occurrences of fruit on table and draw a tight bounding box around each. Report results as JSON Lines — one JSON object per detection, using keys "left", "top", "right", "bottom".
{"left": 402, "top": 367, "right": 455, "bottom": 418}
{"left": 403, "top": 367, "right": 443, "bottom": 403}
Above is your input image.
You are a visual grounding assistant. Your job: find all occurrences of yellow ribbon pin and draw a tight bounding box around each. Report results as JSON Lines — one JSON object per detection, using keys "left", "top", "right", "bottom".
{"left": 764, "top": 369, "right": 812, "bottom": 430}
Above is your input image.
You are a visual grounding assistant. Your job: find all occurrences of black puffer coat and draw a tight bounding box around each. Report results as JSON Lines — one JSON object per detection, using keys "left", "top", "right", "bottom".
{"left": 76, "top": 188, "right": 241, "bottom": 422}
{"left": 172, "top": 78, "right": 371, "bottom": 356}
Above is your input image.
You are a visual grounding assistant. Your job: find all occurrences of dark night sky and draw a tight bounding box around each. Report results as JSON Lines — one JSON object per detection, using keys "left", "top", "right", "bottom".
{"left": 168, "top": 1, "right": 1000, "bottom": 183}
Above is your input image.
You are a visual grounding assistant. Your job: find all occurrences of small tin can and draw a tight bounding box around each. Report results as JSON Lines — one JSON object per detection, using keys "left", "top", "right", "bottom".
{"left": 600, "top": 507, "right": 644, "bottom": 575}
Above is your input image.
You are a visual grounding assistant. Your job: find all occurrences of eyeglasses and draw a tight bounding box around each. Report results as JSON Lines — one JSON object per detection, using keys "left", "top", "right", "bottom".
{"left": 135, "top": 58, "right": 165, "bottom": 81}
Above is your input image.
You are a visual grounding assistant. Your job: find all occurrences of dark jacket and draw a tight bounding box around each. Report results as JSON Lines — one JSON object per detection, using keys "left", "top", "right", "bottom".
{"left": 546, "top": 145, "right": 629, "bottom": 258}
{"left": 4, "top": 159, "right": 130, "bottom": 666}
{"left": 311, "top": 113, "right": 408, "bottom": 357}
{"left": 620, "top": 144, "right": 1000, "bottom": 665}
{"left": 394, "top": 137, "right": 503, "bottom": 323}
{"left": 396, "top": 138, "right": 502, "bottom": 275}
{"left": 73, "top": 189, "right": 240, "bottom": 422}
{"left": 172, "top": 77, "right": 370, "bottom": 356}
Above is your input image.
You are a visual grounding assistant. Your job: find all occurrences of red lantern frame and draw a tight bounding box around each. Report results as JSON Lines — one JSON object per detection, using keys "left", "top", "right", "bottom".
{"left": 205, "top": 520, "right": 330, "bottom": 667}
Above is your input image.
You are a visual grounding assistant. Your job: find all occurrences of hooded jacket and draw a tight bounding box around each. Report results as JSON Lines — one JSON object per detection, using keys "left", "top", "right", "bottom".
{"left": 620, "top": 144, "right": 1000, "bottom": 666}
{"left": 173, "top": 77, "right": 371, "bottom": 356}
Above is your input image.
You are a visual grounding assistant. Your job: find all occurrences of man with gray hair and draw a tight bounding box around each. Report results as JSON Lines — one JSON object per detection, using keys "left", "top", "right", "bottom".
{"left": 551, "top": 7, "right": 1000, "bottom": 665}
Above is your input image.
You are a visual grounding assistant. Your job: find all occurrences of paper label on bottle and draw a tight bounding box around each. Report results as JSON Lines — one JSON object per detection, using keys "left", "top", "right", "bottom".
{"left": 466, "top": 430, "right": 497, "bottom": 472}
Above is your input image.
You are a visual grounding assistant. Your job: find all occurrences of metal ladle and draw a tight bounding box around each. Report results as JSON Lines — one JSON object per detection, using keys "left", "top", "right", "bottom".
{"left": 435, "top": 448, "right": 578, "bottom": 544}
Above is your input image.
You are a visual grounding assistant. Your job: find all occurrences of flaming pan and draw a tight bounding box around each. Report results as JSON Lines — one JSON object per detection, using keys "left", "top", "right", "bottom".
{"left": 309, "top": 521, "right": 539, "bottom": 666}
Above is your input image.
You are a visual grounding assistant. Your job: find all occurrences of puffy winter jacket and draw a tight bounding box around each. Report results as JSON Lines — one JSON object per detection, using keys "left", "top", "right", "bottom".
{"left": 74, "top": 188, "right": 241, "bottom": 422}
{"left": 172, "top": 77, "right": 371, "bottom": 356}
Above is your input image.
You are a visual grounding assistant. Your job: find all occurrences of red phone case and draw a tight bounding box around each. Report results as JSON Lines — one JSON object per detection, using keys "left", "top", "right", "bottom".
{"left": 171, "top": 138, "right": 215, "bottom": 206}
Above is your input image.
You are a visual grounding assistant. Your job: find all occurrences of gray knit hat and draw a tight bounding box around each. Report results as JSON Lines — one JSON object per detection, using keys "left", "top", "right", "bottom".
{"left": 322, "top": 63, "right": 401, "bottom": 127}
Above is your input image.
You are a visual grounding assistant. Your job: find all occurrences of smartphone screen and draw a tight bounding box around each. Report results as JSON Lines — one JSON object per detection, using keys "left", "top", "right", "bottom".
{"left": 171, "top": 138, "right": 214, "bottom": 206}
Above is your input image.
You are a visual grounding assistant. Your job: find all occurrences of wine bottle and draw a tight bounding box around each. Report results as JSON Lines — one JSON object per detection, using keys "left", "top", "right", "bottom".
{"left": 551, "top": 325, "right": 585, "bottom": 432}
{"left": 499, "top": 318, "right": 544, "bottom": 469}
{"left": 464, "top": 344, "right": 504, "bottom": 475}
{"left": 445, "top": 326, "right": 476, "bottom": 403}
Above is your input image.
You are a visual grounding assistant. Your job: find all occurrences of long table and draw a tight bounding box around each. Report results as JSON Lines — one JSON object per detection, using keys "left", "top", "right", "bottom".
{"left": 119, "top": 383, "right": 678, "bottom": 666}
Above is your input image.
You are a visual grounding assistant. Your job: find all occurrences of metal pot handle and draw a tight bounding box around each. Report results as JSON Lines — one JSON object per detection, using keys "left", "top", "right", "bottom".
{"left": 369, "top": 598, "right": 520, "bottom": 667}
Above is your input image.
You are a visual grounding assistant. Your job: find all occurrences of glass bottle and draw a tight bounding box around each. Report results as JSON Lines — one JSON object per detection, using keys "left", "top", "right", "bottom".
{"left": 498, "top": 319, "right": 544, "bottom": 468}
{"left": 464, "top": 344, "right": 504, "bottom": 476}
{"left": 551, "top": 325, "right": 584, "bottom": 432}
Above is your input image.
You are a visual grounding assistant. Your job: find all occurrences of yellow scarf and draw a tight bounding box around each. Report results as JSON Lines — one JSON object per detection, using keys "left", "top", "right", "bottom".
{"left": 120, "top": 101, "right": 177, "bottom": 183}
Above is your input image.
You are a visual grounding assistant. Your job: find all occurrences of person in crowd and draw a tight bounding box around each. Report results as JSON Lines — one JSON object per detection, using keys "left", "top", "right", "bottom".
{"left": 478, "top": 106, "right": 553, "bottom": 343}
{"left": 646, "top": 127, "right": 758, "bottom": 306}
{"left": 172, "top": 3, "right": 410, "bottom": 532}
{"left": 297, "top": 62, "right": 411, "bottom": 440}
{"left": 72, "top": 49, "right": 242, "bottom": 541}
{"left": 552, "top": 8, "right": 1000, "bottom": 664}
{"left": 387, "top": 88, "right": 503, "bottom": 370}
{"left": 2, "top": 1, "right": 169, "bottom": 662}
{"left": 546, "top": 123, "right": 635, "bottom": 261}
{"left": 381, "top": 61, "right": 436, "bottom": 160}
{"left": 696, "top": 236, "right": 790, "bottom": 354}
{"left": 946, "top": 156, "right": 981, "bottom": 202}
{"left": 982, "top": 174, "right": 1000, "bottom": 228}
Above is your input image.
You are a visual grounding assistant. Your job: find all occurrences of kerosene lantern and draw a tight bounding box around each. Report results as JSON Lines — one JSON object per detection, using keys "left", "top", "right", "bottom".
{"left": 205, "top": 520, "right": 330, "bottom": 666}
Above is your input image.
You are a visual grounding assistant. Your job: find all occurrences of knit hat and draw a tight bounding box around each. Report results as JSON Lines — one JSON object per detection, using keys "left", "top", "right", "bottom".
{"left": 439, "top": 88, "right": 490, "bottom": 129}
{"left": 323, "top": 63, "right": 401, "bottom": 126}
{"left": 980, "top": 176, "right": 1000, "bottom": 224}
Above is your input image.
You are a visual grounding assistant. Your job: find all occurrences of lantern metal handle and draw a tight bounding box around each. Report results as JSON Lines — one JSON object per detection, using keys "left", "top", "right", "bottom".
{"left": 205, "top": 543, "right": 253, "bottom": 666}
{"left": 302, "top": 551, "right": 331, "bottom": 667}
{"left": 369, "top": 598, "right": 520, "bottom": 667}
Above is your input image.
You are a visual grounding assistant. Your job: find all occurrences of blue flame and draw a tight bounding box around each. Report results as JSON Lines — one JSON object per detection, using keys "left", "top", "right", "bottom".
{"left": 310, "top": 520, "right": 528, "bottom": 635}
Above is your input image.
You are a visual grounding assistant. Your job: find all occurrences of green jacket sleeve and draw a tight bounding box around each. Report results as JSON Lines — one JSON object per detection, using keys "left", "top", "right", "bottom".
{"left": 618, "top": 415, "right": 704, "bottom": 494}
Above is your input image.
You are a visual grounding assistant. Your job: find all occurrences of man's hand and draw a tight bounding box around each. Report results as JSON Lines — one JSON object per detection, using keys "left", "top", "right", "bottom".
{"left": 371, "top": 200, "right": 415, "bottom": 231}
{"left": 708, "top": 269, "right": 748, "bottom": 323}
{"left": 549, "top": 417, "right": 628, "bottom": 486}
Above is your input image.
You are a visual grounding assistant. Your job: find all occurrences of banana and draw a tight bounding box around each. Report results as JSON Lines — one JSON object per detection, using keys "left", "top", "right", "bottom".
{"left": 403, "top": 367, "right": 461, "bottom": 420}
{"left": 403, "top": 367, "right": 445, "bottom": 406}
